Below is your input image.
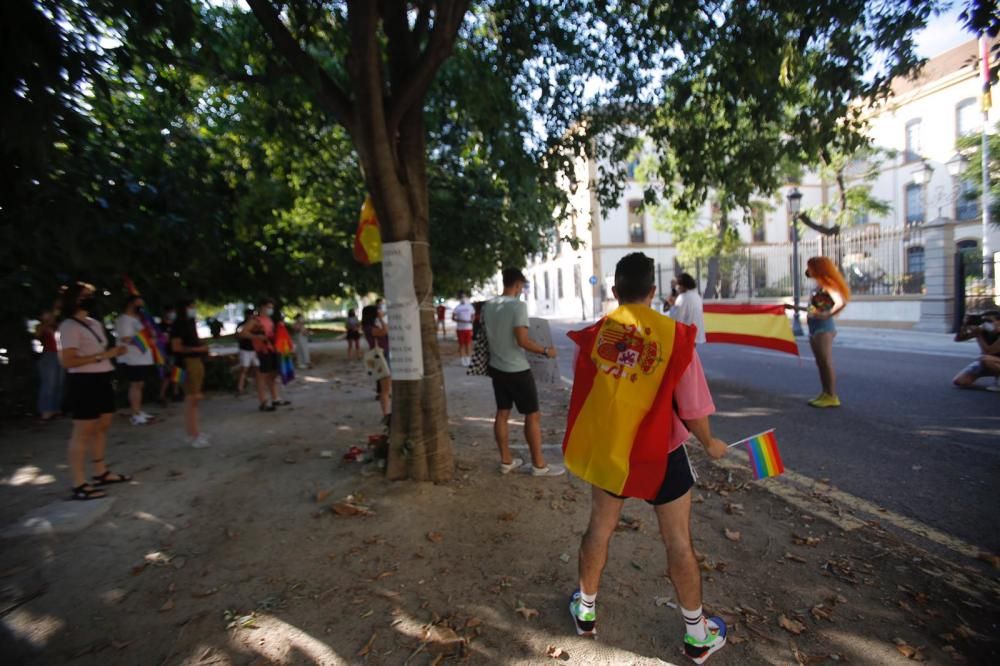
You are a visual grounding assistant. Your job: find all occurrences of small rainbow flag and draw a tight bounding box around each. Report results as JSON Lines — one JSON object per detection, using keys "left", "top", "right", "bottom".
{"left": 733, "top": 429, "right": 785, "bottom": 480}
{"left": 171, "top": 366, "right": 187, "bottom": 384}
{"left": 131, "top": 332, "right": 149, "bottom": 354}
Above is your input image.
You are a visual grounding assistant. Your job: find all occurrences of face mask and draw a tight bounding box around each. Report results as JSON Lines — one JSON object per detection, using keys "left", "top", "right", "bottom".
{"left": 78, "top": 297, "right": 97, "bottom": 313}
{"left": 165, "top": 312, "right": 176, "bottom": 322}
{"left": 984, "top": 322, "right": 996, "bottom": 333}
{"left": 264, "top": 308, "right": 274, "bottom": 317}
{"left": 186, "top": 308, "right": 197, "bottom": 319}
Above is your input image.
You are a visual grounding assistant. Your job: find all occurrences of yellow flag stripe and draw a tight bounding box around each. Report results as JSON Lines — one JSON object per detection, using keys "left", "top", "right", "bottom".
{"left": 703, "top": 312, "right": 795, "bottom": 342}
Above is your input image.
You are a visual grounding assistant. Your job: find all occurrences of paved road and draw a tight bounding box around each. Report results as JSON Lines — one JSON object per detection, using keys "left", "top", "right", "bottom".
{"left": 547, "top": 319, "right": 1000, "bottom": 554}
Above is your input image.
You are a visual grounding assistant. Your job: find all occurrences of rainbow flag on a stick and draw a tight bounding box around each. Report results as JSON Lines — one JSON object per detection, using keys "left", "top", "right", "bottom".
{"left": 171, "top": 366, "right": 187, "bottom": 385}
{"left": 731, "top": 429, "right": 785, "bottom": 479}
{"left": 703, "top": 303, "right": 798, "bottom": 356}
{"left": 274, "top": 322, "right": 295, "bottom": 385}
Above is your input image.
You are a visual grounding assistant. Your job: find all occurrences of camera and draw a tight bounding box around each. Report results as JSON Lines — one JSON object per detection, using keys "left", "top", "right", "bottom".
{"left": 964, "top": 313, "right": 985, "bottom": 327}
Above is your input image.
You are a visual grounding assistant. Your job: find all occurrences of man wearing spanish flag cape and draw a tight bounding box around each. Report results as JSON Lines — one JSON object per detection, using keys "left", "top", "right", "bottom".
{"left": 564, "top": 253, "right": 729, "bottom": 664}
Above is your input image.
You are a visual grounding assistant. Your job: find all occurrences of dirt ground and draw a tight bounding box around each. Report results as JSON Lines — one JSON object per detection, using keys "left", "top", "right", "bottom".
{"left": 1, "top": 339, "right": 998, "bottom": 665}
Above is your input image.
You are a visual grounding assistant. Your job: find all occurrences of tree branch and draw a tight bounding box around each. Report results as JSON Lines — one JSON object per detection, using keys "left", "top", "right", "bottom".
{"left": 246, "top": 0, "right": 355, "bottom": 133}
{"left": 797, "top": 212, "right": 840, "bottom": 236}
{"left": 385, "top": 0, "right": 470, "bottom": 135}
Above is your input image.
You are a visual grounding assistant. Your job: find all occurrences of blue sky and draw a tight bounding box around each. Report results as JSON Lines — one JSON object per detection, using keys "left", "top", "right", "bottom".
{"left": 916, "top": 4, "right": 976, "bottom": 59}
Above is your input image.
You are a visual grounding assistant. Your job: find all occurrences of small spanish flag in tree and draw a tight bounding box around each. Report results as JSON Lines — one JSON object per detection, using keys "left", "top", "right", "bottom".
{"left": 562, "top": 304, "right": 697, "bottom": 500}
{"left": 353, "top": 196, "right": 383, "bottom": 265}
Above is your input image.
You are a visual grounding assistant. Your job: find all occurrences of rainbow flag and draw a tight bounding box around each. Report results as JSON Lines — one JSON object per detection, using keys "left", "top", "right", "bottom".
{"left": 562, "top": 304, "right": 696, "bottom": 499}
{"left": 131, "top": 332, "right": 149, "bottom": 354}
{"left": 703, "top": 303, "right": 798, "bottom": 356}
{"left": 171, "top": 366, "right": 187, "bottom": 385}
{"left": 736, "top": 429, "right": 785, "bottom": 479}
{"left": 274, "top": 322, "right": 295, "bottom": 384}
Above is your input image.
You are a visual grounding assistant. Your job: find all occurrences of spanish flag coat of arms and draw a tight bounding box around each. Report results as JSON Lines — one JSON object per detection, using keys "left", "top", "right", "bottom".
{"left": 562, "top": 304, "right": 696, "bottom": 499}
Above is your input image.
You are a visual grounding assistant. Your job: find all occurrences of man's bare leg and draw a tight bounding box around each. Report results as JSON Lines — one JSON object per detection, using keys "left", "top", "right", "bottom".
{"left": 578, "top": 486, "right": 625, "bottom": 595}
{"left": 653, "top": 490, "right": 701, "bottom": 608}
{"left": 523, "top": 411, "right": 546, "bottom": 468}
{"left": 494, "top": 409, "right": 513, "bottom": 464}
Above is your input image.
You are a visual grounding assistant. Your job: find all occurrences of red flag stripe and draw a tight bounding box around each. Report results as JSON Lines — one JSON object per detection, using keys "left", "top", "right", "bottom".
{"left": 705, "top": 332, "right": 799, "bottom": 356}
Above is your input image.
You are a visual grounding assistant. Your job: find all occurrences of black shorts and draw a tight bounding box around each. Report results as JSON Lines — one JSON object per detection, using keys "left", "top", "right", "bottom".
{"left": 605, "top": 445, "right": 695, "bottom": 506}
{"left": 67, "top": 372, "right": 116, "bottom": 420}
{"left": 123, "top": 364, "right": 154, "bottom": 383}
{"left": 489, "top": 367, "right": 539, "bottom": 414}
{"left": 258, "top": 352, "right": 279, "bottom": 373}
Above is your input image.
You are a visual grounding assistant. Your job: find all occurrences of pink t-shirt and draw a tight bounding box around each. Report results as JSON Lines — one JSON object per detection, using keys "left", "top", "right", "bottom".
{"left": 667, "top": 351, "right": 715, "bottom": 452}
{"left": 57, "top": 317, "right": 115, "bottom": 374}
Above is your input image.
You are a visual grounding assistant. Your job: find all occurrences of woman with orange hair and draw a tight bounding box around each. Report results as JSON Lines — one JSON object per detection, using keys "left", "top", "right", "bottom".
{"left": 799, "top": 256, "right": 850, "bottom": 407}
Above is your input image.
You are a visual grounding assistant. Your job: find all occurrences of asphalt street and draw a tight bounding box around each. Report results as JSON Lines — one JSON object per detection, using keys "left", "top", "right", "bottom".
{"left": 547, "top": 319, "right": 1000, "bottom": 554}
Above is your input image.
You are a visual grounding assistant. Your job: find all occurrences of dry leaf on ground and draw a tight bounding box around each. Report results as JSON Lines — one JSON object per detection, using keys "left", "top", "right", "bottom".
{"left": 331, "top": 502, "right": 373, "bottom": 517}
{"left": 546, "top": 645, "right": 570, "bottom": 660}
{"left": 356, "top": 632, "right": 376, "bottom": 657}
{"left": 792, "top": 534, "right": 821, "bottom": 547}
{"left": 778, "top": 614, "right": 806, "bottom": 635}
{"left": 426, "top": 531, "right": 444, "bottom": 544}
{"left": 515, "top": 602, "right": 539, "bottom": 620}
{"left": 893, "top": 638, "right": 926, "bottom": 661}
{"left": 725, "top": 528, "right": 742, "bottom": 542}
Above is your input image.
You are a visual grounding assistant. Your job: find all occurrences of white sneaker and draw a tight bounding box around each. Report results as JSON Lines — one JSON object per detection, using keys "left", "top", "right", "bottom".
{"left": 531, "top": 464, "right": 566, "bottom": 477}
{"left": 190, "top": 434, "right": 211, "bottom": 449}
{"left": 499, "top": 457, "right": 524, "bottom": 475}
{"left": 130, "top": 414, "right": 149, "bottom": 426}
{"left": 138, "top": 411, "right": 154, "bottom": 420}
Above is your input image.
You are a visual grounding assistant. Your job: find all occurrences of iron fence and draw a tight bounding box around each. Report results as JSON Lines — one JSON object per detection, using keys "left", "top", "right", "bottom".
{"left": 686, "top": 225, "right": 926, "bottom": 300}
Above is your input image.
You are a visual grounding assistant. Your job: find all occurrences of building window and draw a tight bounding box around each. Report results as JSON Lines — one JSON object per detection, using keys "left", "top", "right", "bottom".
{"left": 574, "top": 265, "right": 582, "bottom": 298}
{"left": 905, "top": 246, "right": 925, "bottom": 293}
{"left": 544, "top": 271, "right": 550, "bottom": 300}
{"left": 533, "top": 276, "right": 538, "bottom": 301}
{"left": 627, "top": 200, "right": 645, "bottom": 244}
{"left": 904, "top": 119, "right": 922, "bottom": 162}
{"left": 557, "top": 268, "right": 564, "bottom": 298}
{"left": 956, "top": 98, "right": 979, "bottom": 139}
{"left": 957, "top": 239, "right": 983, "bottom": 278}
{"left": 905, "top": 184, "right": 924, "bottom": 225}
{"left": 956, "top": 178, "right": 979, "bottom": 221}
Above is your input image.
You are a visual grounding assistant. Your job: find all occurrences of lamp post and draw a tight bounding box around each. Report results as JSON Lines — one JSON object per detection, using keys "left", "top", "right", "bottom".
{"left": 786, "top": 187, "right": 804, "bottom": 337}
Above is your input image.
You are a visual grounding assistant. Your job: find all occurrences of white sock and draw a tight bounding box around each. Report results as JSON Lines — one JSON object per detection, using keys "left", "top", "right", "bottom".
{"left": 577, "top": 589, "right": 596, "bottom": 615}
{"left": 682, "top": 605, "right": 707, "bottom": 641}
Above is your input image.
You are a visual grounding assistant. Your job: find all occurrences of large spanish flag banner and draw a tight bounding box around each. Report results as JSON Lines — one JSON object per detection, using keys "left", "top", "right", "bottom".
{"left": 703, "top": 303, "right": 799, "bottom": 356}
{"left": 562, "top": 304, "right": 696, "bottom": 499}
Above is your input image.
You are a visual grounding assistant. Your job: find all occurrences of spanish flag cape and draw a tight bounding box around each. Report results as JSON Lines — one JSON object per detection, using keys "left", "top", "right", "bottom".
{"left": 562, "top": 304, "right": 696, "bottom": 500}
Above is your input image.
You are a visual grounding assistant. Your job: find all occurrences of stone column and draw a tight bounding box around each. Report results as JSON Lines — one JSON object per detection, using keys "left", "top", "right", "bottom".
{"left": 914, "top": 217, "right": 955, "bottom": 332}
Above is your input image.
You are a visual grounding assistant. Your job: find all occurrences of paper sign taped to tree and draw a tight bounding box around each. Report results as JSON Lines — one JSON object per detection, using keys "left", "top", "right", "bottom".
{"left": 381, "top": 241, "right": 423, "bottom": 380}
{"left": 528, "top": 318, "right": 560, "bottom": 385}
{"left": 386, "top": 303, "right": 423, "bottom": 380}
{"left": 381, "top": 241, "right": 418, "bottom": 306}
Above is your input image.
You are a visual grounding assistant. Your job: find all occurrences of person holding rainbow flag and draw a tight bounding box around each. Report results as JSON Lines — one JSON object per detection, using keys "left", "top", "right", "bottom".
{"left": 563, "top": 253, "right": 728, "bottom": 664}
{"left": 115, "top": 294, "right": 157, "bottom": 425}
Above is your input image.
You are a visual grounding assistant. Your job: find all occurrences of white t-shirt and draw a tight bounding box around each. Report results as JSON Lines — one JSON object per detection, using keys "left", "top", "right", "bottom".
{"left": 115, "top": 313, "right": 154, "bottom": 366}
{"left": 452, "top": 302, "right": 475, "bottom": 331}
{"left": 57, "top": 317, "right": 115, "bottom": 374}
{"left": 669, "top": 290, "right": 707, "bottom": 345}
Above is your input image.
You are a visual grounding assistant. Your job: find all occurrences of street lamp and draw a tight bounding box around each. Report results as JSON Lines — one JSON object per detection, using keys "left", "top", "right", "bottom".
{"left": 946, "top": 153, "right": 968, "bottom": 178}
{"left": 786, "top": 187, "right": 805, "bottom": 337}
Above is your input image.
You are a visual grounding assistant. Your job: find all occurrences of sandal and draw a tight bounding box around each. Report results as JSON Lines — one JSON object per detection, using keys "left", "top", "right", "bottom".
{"left": 92, "top": 469, "right": 133, "bottom": 486}
{"left": 71, "top": 484, "right": 107, "bottom": 501}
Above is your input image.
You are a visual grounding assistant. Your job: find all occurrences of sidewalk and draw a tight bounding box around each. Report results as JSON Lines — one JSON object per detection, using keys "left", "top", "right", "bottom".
{"left": 0, "top": 344, "right": 997, "bottom": 664}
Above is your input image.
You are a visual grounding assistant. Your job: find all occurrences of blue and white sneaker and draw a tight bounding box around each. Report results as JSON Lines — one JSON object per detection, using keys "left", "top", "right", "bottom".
{"left": 568, "top": 590, "right": 597, "bottom": 637}
{"left": 683, "top": 616, "right": 726, "bottom": 664}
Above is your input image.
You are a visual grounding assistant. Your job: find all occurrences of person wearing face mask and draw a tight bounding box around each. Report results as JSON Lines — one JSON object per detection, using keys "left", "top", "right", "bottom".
{"left": 255, "top": 299, "right": 290, "bottom": 410}
{"left": 56, "top": 282, "right": 131, "bottom": 500}
{"left": 452, "top": 291, "right": 475, "bottom": 366}
{"left": 115, "top": 294, "right": 156, "bottom": 425}
{"left": 170, "top": 300, "right": 211, "bottom": 448}
{"left": 157, "top": 307, "right": 181, "bottom": 405}
{"left": 786, "top": 256, "right": 851, "bottom": 408}
{"left": 953, "top": 310, "right": 1000, "bottom": 391}
{"left": 35, "top": 308, "right": 65, "bottom": 421}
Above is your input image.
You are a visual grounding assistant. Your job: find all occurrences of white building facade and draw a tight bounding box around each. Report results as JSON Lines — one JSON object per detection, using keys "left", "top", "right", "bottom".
{"left": 519, "top": 38, "right": 1000, "bottom": 324}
